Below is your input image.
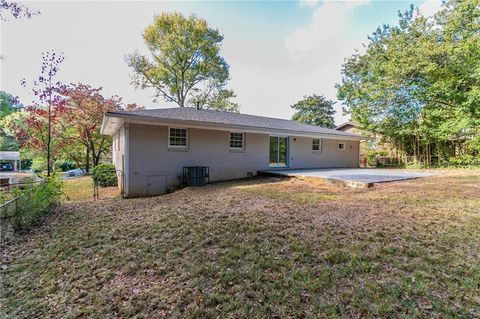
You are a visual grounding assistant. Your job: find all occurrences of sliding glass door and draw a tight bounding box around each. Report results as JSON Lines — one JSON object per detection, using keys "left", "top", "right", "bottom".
{"left": 269, "top": 136, "right": 289, "bottom": 167}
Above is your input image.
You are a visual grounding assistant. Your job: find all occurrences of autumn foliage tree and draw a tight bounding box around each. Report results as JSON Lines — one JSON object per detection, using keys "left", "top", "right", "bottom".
{"left": 59, "top": 83, "right": 144, "bottom": 171}
{"left": 14, "top": 51, "right": 66, "bottom": 175}
{"left": 7, "top": 50, "right": 144, "bottom": 173}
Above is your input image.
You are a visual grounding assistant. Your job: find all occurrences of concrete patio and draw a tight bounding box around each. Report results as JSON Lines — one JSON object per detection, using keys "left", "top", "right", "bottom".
{"left": 260, "top": 168, "right": 435, "bottom": 188}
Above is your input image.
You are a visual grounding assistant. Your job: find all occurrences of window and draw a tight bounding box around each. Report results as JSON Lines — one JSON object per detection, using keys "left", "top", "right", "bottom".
{"left": 169, "top": 128, "right": 188, "bottom": 148}
{"left": 338, "top": 142, "right": 346, "bottom": 150}
{"left": 230, "top": 132, "right": 244, "bottom": 150}
{"left": 312, "top": 138, "right": 321, "bottom": 151}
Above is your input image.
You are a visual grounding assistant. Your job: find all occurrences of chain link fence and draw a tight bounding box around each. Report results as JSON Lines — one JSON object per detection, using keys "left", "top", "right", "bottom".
{"left": 92, "top": 168, "right": 123, "bottom": 200}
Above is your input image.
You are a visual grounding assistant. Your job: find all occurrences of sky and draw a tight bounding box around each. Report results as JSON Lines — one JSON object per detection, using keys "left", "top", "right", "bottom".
{"left": 1, "top": 0, "right": 443, "bottom": 125}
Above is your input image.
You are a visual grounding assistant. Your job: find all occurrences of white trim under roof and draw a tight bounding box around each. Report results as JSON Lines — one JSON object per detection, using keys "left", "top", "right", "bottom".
{"left": 0, "top": 151, "right": 20, "bottom": 161}
{"left": 101, "top": 113, "right": 366, "bottom": 141}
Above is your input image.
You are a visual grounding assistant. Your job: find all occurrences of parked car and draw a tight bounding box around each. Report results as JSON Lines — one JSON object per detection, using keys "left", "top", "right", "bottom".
{"left": 0, "top": 163, "right": 13, "bottom": 171}
{"left": 64, "top": 168, "right": 85, "bottom": 178}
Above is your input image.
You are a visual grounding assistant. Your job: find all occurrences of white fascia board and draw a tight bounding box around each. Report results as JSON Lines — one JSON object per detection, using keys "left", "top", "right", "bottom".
{"left": 101, "top": 115, "right": 125, "bottom": 135}
{"left": 103, "top": 113, "right": 366, "bottom": 141}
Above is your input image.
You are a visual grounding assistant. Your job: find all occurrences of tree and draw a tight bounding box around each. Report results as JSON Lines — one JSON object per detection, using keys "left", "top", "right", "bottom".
{"left": 6, "top": 104, "right": 68, "bottom": 161}
{"left": 0, "top": 91, "right": 22, "bottom": 117}
{"left": 291, "top": 94, "right": 336, "bottom": 128}
{"left": 19, "top": 51, "right": 65, "bottom": 175}
{"left": 126, "top": 12, "right": 230, "bottom": 108}
{"left": 59, "top": 83, "right": 144, "bottom": 171}
{"left": 0, "top": 91, "right": 23, "bottom": 150}
{"left": 0, "top": 0, "right": 39, "bottom": 20}
{"left": 191, "top": 88, "right": 240, "bottom": 112}
{"left": 336, "top": 0, "right": 480, "bottom": 164}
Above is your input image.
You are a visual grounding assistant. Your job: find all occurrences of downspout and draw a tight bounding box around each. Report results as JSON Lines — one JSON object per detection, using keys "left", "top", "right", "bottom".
{"left": 124, "top": 123, "right": 130, "bottom": 198}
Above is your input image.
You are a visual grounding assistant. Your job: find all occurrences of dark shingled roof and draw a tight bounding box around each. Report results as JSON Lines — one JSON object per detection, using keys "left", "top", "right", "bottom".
{"left": 107, "top": 107, "right": 362, "bottom": 138}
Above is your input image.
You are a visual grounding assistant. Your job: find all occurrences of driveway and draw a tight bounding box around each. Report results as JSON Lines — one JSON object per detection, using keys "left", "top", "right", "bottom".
{"left": 260, "top": 168, "right": 435, "bottom": 187}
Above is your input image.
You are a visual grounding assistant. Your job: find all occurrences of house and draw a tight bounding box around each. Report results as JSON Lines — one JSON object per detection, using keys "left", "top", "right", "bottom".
{"left": 100, "top": 108, "right": 364, "bottom": 197}
{"left": 336, "top": 121, "right": 398, "bottom": 166}
{"left": 335, "top": 122, "right": 367, "bottom": 167}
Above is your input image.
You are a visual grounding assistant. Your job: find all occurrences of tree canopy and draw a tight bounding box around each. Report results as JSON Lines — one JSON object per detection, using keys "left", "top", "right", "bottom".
{"left": 291, "top": 94, "right": 336, "bottom": 128}
{"left": 0, "top": 0, "right": 39, "bottom": 20}
{"left": 59, "top": 83, "right": 143, "bottom": 170}
{"left": 337, "top": 0, "right": 480, "bottom": 163}
{"left": 191, "top": 88, "right": 240, "bottom": 113}
{"left": 0, "top": 91, "right": 23, "bottom": 151}
{"left": 126, "top": 12, "right": 238, "bottom": 111}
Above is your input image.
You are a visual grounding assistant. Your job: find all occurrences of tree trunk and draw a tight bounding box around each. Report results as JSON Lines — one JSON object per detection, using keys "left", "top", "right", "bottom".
{"left": 47, "top": 102, "right": 52, "bottom": 176}
{"left": 85, "top": 146, "right": 90, "bottom": 173}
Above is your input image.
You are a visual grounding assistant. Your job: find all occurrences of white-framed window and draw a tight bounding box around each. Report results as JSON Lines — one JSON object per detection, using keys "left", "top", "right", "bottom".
{"left": 312, "top": 138, "right": 322, "bottom": 151}
{"left": 338, "top": 142, "right": 346, "bottom": 150}
{"left": 230, "top": 132, "right": 245, "bottom": 150}
{"left": 168, "top": 127, "right": 188, "bottom": 148}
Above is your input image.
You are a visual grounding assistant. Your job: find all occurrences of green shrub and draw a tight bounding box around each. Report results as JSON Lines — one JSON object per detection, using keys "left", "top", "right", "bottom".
{"left": 0, "top": 190, "right": 13, "bottom": 205}
{"left": 11, "top": 176, "right": 63, "bottom": 231}
{"left": 447, "top": 155, "right": 480, "bottom": 167}
{"left": 92, "top": 164, "right": 117, "bottom": 187}
{"left": 31, "top": 157, "right": 47, "bottom": 172}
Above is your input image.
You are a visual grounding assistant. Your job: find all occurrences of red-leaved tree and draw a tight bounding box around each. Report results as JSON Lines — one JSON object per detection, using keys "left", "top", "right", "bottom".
{"left": 16, "top": 51, "right": 66, "bottom": 175}
{"left": 59, "top": 83, "right": 144, "bottom": 171}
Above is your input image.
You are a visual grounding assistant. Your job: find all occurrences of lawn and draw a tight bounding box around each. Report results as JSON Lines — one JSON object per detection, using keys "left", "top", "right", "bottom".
{"left": 1, "top": 170, "right": 479, "bottom": 318}
{"left": 62, "top": 176, "right": 120, "bottom": 203}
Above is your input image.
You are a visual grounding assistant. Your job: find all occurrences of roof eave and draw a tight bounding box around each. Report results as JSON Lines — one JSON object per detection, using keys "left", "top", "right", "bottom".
{"left": 102, "top": 112, "right": 366, "bottom": 140}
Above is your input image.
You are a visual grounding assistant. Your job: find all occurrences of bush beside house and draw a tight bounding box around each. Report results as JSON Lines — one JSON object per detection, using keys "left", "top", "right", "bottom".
{"left": 92, "top": 164, "right": 117, "bottom": 187}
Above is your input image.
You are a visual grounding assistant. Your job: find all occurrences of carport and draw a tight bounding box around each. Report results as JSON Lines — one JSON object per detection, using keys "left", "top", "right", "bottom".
{"left": 0, "top": 151, "right": 20, "bottom": 171}
{"left": 260, "top": 168, "right": 435, "bottom": 188}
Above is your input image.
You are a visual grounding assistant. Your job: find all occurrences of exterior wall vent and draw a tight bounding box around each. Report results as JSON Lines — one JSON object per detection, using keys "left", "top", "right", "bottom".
{"left": 183, "top": 166, "right": 209, "bottom": 186}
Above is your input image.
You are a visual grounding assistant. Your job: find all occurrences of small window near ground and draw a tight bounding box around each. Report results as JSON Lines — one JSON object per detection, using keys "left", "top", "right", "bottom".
{"left": 169, "top": 128, "right": 188, "bottom": 148}
{"left": 312, "top": 138, "right": 321, "bottom": 151}
{"left": 338, "top": 142, "right": 346, "bottom": 150}
{"left": 230, "top": 132, "right": 244, "bottom": 150}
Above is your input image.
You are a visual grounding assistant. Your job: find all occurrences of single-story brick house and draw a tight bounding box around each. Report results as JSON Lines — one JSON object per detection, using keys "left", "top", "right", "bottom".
{"left": 100, "top": 107, "right": 364, "bottom": 197}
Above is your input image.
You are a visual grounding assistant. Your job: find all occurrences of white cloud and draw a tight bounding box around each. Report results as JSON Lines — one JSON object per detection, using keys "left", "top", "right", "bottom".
{"left": 417, "top": 0, "right": 443, "bottom": 18}
{"left": 299, "top": 0, "right": 320, "bottom": 8}
{"left": 282, "top": 1, "right": 370, "bottom": 124}
{"left": 285, "top": 0, "right": 370, "bottom": 59}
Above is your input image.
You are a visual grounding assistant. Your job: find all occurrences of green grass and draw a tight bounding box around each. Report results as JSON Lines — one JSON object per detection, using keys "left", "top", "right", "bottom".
{"left": 1, "top": 170, "right": 480, "bottom": 318}
{"left": 62, "top": 176, "right": 119, "bottom": 203}
{"left": 62, "top": 176, "right": 94, "bottom": 202}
